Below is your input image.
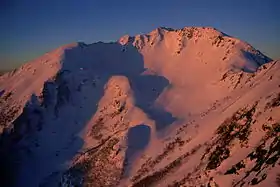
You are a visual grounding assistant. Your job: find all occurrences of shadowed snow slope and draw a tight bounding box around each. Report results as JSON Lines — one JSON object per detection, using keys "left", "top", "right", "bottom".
{"left": 0, "top": 27, "right": 279, "bottom": 187}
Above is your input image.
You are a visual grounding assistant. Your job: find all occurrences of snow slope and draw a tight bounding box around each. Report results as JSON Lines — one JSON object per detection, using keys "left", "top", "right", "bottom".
{"left": 0, "top": 27, "right": 279, "bottom": 187}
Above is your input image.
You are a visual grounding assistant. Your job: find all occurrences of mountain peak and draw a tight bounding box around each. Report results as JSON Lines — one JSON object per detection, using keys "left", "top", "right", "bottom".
{"left": 0, "top": 25, "right": 279, "bottom": 187}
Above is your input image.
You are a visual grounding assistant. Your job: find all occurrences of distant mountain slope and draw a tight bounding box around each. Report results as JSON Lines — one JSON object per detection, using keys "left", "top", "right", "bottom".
{"left": 0, "top": 27, "right": 279, "bottom": 187}
{"left": 0, "top": 69, "right": 10, "bottom": 76}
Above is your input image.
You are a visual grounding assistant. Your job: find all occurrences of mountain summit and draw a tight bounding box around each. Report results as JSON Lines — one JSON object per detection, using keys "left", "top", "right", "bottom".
{"left": 0, "top": 27, "right": 279, "bottom": 187}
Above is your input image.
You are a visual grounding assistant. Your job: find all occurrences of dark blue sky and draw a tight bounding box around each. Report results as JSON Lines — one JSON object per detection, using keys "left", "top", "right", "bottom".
{"left": 1, "top": 0, "right": 279, "bottom": 70}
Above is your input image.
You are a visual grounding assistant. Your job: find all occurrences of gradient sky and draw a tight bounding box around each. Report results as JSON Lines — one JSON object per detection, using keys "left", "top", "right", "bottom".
{"left": 1, "top": 0, "right": 279, "bottom": 70}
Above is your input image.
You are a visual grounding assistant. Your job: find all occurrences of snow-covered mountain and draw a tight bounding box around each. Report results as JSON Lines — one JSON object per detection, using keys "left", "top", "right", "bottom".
{"left": 0, "top": 27, "right": 279, "bottom": 187}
